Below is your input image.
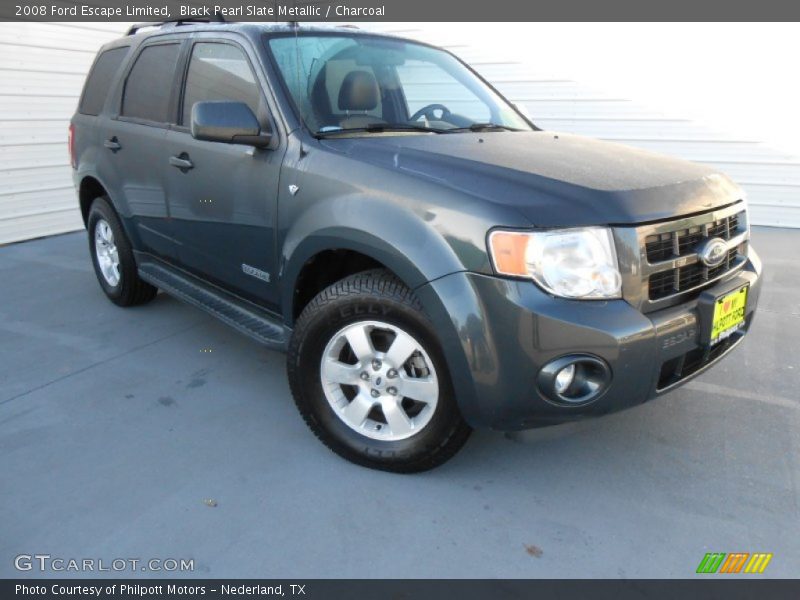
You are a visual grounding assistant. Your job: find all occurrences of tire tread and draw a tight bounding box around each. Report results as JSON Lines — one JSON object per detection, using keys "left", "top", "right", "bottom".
{"left": 288, "top": 268, "right": 471, "bottom": 473}
{"left": 88, "top": 196, "right": 157, "bottom": 307}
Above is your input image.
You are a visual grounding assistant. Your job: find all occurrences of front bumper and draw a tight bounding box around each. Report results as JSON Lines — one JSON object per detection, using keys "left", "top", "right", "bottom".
{"left": 416, "top": 248, "right": 763, "bottom": 430}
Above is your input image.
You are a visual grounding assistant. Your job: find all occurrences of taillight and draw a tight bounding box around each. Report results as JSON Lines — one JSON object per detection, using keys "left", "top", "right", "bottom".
{"left": 68, "top": 123, "right": 76, "bottom": 169}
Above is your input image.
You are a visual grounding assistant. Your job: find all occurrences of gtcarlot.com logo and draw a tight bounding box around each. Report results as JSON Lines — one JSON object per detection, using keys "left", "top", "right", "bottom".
{"left": 14, "top": 554, "right": 194, "bottom": 573}
{"left": 696, "top": 552, "right": 773, "bottom": 574}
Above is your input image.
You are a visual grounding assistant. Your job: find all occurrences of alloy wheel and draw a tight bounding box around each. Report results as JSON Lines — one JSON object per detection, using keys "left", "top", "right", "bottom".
{"left": 94, "top": 218, "right": 120, "bottom": 287}
{"left": 320, "top": 320, "right": 440, "bottom": 441}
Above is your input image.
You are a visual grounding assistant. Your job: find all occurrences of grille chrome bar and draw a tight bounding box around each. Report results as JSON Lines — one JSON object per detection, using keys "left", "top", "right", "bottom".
{"left": 642, "top": 231, "right": 748, "bottom": 276}
{"left": 615, "top": 201, "right": 749, "bottom": 313}
{"left": 636, "top": 202, "right": 745, "bottom": 241}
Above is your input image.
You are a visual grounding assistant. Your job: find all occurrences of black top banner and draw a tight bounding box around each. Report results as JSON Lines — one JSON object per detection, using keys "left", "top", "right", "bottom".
{"left": 3, "top": 0, "right": 800, "bottom": 21}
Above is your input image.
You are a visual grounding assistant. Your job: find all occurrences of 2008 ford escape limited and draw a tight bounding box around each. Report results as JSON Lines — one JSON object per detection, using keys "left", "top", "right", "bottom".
{"left": 71, "top": 20, "right": 762, "bottom": 472}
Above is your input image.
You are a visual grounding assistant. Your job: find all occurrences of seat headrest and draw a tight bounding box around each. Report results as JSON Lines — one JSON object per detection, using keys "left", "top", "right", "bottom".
{"left": 338, "top": 70, "right": 379, "bottom": 112}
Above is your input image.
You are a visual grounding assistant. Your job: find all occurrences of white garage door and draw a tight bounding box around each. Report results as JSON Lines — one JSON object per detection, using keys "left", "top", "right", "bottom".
{"left": 0, "top": 22, "right": 131, "bottom": 244}
{"left": 1, "top": 22, "right": 799, "bottom": 246}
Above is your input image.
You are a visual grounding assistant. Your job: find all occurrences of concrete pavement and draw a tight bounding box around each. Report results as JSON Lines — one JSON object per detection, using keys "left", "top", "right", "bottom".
{"left": 1, "top": 227, "right": 798, "bottom": 578}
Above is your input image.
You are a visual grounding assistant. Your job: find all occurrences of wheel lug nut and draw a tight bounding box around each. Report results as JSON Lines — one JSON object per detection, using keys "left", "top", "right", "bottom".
{"left": 387, "top": 368, "right": 398, "bottom": 378}
{"left": 387, "top": 387, "right": 397, "bottom": 396}
{"left": 371, "top": 359, "right": 382, "bottom": 371}
{"left": 360, "top": 372, "right": 370, "bottom": 381}
{"left": 370, "top": 389, "right": 380, "bottom": 398}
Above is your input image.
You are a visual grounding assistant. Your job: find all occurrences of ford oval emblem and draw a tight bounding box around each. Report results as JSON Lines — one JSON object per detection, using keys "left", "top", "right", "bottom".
{"left": 697, "top": 237, "right": 728, "bottom": 267}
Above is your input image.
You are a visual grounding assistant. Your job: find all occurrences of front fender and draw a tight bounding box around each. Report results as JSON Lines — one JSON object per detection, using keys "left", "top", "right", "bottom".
{"left": 280, "top": 192, "right": 466, "bottom": 323}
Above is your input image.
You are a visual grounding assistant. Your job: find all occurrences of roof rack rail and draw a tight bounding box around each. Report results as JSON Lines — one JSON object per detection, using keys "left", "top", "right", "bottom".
{"left": 126, "top": 16, "right": 226, "bottom": 36}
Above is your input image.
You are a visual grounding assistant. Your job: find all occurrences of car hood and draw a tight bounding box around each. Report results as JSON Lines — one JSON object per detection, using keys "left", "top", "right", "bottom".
{"left": 321, "top": 131, "right": 742, "bottom": 226}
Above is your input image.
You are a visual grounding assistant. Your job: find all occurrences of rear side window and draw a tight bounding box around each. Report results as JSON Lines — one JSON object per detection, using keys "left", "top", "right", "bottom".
{"left": 181, "top": 43, "right": 261, "bottom": 126}
{"left": 122, "top": 43, "right": 181, "bottom": 123}
{"left": 79, "top": 47, "right": 129, "bottom": 116}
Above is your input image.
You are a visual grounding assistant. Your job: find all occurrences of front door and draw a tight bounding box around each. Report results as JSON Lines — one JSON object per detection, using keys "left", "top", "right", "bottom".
{"left": 164, "top": 38, "right": 284, "bottom": 309}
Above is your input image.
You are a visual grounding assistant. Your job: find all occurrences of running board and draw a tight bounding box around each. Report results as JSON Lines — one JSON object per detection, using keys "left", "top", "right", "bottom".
{"left": 138, "top": 259, "right": 288, "bottom": 350}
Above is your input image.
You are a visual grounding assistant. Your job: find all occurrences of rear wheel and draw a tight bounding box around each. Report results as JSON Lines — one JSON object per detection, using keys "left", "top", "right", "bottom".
{"left": 287, "top": 269, "right": 472, "bottom": 473}
{"left": 87, "top": 196, "right": 157, "bottom": 307}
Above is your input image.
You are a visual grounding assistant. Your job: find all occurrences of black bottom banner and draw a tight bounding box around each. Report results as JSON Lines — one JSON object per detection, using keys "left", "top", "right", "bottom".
{"left": 4, "top": 579, "right": 800, "bottom": 600}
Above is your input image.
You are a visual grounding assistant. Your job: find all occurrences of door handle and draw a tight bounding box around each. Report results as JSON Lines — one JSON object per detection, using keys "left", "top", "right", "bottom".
{"left": 104, "top": 137, "right": 121, "bottom": 152}
{"left": 169, "top": 155, "right": 194, "bottom": 170}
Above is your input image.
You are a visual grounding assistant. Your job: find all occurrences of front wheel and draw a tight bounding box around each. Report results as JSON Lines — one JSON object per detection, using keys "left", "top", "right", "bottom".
{"left": 287, "top": 269, "right": 472, "bottom": 473}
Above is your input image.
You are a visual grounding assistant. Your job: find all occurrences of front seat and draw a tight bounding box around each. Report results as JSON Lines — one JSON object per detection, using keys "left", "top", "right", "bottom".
{"left": 337, "top": 70, "right": 386, "bottom": 129}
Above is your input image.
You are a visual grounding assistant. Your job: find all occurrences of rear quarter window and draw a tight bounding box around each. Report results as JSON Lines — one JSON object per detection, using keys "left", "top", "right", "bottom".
{"left": 79, "top": 47, "right": 129, "bottom": 116}
{"left": 121, "top": 43, "right": 181, "bottom": 123}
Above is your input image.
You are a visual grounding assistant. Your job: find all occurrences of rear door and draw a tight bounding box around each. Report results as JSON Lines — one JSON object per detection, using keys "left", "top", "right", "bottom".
{"left": 164, "top": 34, "right": 285, "bottom": 308}
{"left": 105, "top": 37, "right": 185, "bottom": 260}
{"left": 72, "top": 44, "right": 130, "bottom": 203}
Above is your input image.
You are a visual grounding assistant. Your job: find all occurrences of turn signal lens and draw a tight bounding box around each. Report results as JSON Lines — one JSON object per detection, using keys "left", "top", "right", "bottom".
{"left": 68, "top": 123, "right": 76, "bottom": 169}
{"left": 487, "top": 231, "right": 530, "bottom": 276}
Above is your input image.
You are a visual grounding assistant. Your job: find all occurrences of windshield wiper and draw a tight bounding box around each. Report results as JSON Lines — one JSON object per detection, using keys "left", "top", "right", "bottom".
{"left": 450, "top": 123, "right": 521, "bottom": 132}
{"left": 315, "top": 123, "right": 451, "bottom": 137}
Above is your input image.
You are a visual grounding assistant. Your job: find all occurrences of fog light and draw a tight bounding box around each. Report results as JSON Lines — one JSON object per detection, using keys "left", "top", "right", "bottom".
{"left": 554, "top": 364, "right": 576, "bottom": 394}
{"left": 537, "top": 354, "right": 612, "bottom": 406}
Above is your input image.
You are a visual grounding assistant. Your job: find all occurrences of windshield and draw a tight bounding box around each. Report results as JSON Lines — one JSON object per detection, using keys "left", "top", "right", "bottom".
{"left": 267, "top": 34, "right": 533, "bottom": 136}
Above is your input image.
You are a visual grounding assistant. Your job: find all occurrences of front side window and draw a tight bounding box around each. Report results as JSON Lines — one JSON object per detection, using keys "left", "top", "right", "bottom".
{"left": 122, "top": 43, "right": 181, "bottom": 123}
{"left": 181, "top": 43, "right": 261, "bottom": 126}
{"left": 267, "top": 34, "right": 531, "bottom": 135}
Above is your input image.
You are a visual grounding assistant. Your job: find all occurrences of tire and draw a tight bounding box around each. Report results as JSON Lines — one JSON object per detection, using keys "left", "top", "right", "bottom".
{"left": 87, "top": 196, "right": 157, "bottom": 307}
{"left": 287, "top": 269, "right": 472, "bottom": 473}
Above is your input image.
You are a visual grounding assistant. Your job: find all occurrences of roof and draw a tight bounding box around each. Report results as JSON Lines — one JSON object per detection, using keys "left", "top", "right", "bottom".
{"left": 101, "top": 20, "right": 411, "bottom": 54}
{"left": 125, "top": 20, "right": 384, "bottom": 38}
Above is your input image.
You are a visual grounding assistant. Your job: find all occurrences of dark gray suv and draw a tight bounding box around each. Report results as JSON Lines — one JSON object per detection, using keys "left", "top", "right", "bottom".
{"left": 70, "top": 20, "right": 762, "bottom": 472}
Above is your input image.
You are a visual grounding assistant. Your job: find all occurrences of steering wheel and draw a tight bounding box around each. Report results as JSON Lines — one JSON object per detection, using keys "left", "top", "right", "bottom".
{"left": 410, "top": 103, "right": 452, "bottom": 123}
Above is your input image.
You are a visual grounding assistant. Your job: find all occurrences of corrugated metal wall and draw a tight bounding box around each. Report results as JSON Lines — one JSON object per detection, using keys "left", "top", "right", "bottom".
{"left": 1, "top": 22, "right": 798, "bottom": 245}
{"left": 0, "top": 22, "right": 131, "bottom": 244}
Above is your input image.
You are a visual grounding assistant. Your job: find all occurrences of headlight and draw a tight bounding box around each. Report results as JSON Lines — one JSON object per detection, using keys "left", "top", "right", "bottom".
{"left": 488, "top": 227, "right": 622, "bottom": 299}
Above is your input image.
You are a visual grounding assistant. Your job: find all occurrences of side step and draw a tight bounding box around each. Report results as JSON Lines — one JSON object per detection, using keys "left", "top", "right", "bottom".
{"left": 138, "top": 259, "right": 288, "bottom": 350}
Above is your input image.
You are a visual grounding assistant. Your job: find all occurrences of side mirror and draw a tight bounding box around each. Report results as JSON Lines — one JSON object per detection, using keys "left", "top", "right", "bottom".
{"left": 191, "top": 101, "right": 272, "bottom": 148}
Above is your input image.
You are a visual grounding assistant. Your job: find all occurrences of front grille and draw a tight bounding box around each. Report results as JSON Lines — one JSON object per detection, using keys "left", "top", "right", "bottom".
{"left": 655, "top": 314, "right": 750, "bottom": 390}
{"left": 639, "top": 206, "right": 748, "bottom": 303}
{"left": 657, "top": 337, "right": 735, "bottom": 389}
{"left": 645, "top": 213, "right": 740, "bottom": 262}
{"left": 648, "top": 248, "right": 739, "bottom": 300}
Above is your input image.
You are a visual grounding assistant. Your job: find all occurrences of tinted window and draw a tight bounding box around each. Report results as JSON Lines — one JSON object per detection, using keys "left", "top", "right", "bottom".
{"left": 181, "top": 43, "right": 261, "bottom": 126}
{"left": 268, "top": 35, "right": 531, "bottom": 134}
{"left": 122, "top": 43, "right": 181, "bottom": 123}
{"left": 79, "top": 47, "right": 129, "bottom": 116}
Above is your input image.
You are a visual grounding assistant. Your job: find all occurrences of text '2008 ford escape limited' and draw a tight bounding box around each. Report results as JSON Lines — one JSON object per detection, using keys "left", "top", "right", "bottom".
{"left": 70, "top": 19, "right": 762, "bottom": 472}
